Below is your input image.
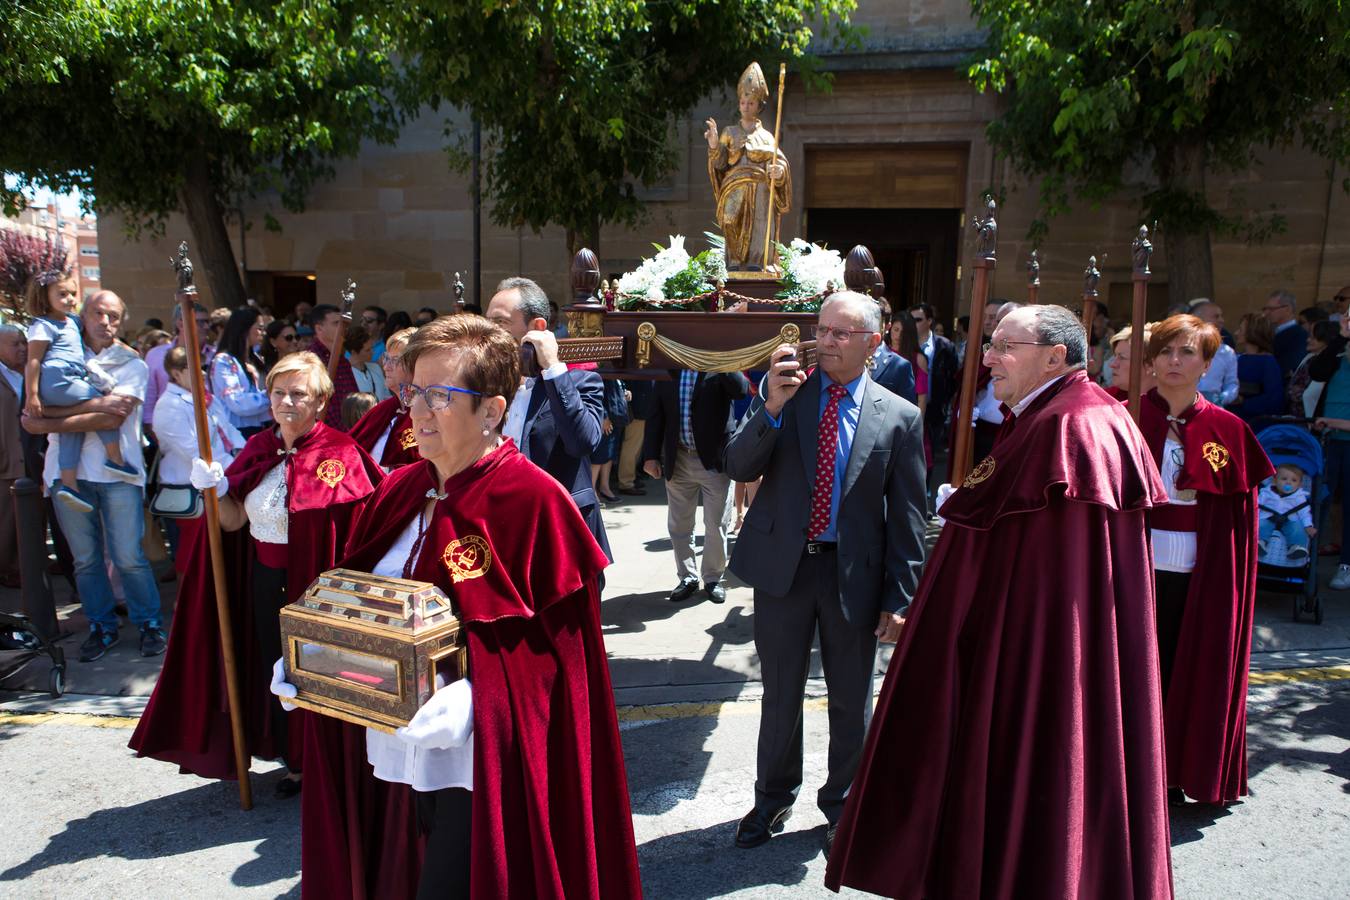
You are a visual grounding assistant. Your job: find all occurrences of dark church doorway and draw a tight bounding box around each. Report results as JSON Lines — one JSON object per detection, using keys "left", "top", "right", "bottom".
{"left": 246, "top": 271, "right": 317, "bottom": 321}
{"left": 806, "top": 208, "right": 961, "bottom": 324}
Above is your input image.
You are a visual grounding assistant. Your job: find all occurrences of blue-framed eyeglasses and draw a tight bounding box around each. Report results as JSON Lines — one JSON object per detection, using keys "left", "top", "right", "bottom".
{"left": 398, "top": 383, "right": 482, "bottom": 411}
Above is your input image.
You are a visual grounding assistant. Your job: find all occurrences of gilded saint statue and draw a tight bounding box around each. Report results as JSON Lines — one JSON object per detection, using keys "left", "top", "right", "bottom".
{"left": 705, "top": 62, "right": 791, "bottom": 273}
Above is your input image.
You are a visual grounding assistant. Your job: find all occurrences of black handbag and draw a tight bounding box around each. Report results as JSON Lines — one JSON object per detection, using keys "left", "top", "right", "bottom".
{"left": 150, "top": 483, "right": 203, "bottom": 519}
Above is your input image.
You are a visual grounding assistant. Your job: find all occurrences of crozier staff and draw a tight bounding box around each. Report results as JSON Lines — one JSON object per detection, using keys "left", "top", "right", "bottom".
{"left": 283, "top": 314, "right": 642, "bottom": 899}
{"left": 1138, "top": 314, "right": 1271, "bottom": 806}
{"left": 129, "top": 351, "right": 382, "bottom": 777}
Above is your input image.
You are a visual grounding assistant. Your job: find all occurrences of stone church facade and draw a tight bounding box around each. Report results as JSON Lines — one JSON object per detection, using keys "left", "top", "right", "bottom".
{"left": 99, "top": 0, "right": 1350, "bottom": 328}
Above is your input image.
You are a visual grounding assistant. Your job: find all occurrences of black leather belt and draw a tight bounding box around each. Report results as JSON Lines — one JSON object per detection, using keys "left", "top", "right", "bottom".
{"left": 805, "top": 541, "right": 836, "bottom": 555}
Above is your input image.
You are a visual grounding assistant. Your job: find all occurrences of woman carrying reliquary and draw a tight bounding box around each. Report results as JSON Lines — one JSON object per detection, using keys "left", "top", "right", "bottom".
{"left": 706, "top": 61, "right": 791, "bottom": 272}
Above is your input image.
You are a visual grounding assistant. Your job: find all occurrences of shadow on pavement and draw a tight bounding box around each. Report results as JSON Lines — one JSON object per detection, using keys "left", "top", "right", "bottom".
{"left": 602, "top": 589, "right": 686, "bottom": 637}
{"left": 1247, "top": 683, "right": 1350, "bottom": 789}
{"left": 0, "top": 770, "right": 300, "bottom": 888}
{"left": 1168, "top": 801, "right": 1235, "bottom": 847}
{"left": 636, "top": 817, "right": 822, "bottom": 897}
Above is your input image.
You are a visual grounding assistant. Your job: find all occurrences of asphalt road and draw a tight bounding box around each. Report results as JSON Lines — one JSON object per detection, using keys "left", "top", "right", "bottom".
{"left": 1, "top": 672, "right": 1347, "bottom": 899}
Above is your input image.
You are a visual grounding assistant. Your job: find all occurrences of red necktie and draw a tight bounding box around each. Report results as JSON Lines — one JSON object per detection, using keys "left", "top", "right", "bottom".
{"left": 808, "top": 383, "right": 848, "bottom": 540}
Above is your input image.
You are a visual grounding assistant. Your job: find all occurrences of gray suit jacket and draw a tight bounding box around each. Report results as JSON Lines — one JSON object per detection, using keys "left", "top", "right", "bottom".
{"left": 724, "top": 370, "right": 928, "bottom": 622}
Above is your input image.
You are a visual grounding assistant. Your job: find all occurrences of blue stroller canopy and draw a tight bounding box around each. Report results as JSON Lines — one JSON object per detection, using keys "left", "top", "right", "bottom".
{"left": 1255, "top": 424, "right": 1322, "bottom": 479}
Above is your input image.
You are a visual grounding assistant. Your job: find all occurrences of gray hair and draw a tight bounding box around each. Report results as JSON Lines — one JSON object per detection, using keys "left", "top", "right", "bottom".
{"left": 495, "top": 277, "right": 551, "bottom": 326}
{"left": 1269, "top": 289, "right": 1296, "bottom": 311}
{"left": 0, "top": 323, "right": 24, "bottom": 340}
{"left": 822, "top": 291, "right": 882, "bottom": 334}
{"left": 996, "top": 300, "right": 1024, "bottom": 323}
{"left": 1025, "top": 304, "right": 1088, "bottom": 369}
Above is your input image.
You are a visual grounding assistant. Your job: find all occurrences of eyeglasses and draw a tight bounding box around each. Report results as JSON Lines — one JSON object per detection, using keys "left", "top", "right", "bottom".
{"left": 279, "top": 334, "right": 297, "bottom": 342}
{"left": 812, "top": 325, "right": 874, "bottom": 342}
{"left": 383, "top": 353, "right": 403, "bottom": 366}
{"left": 982, "top": 339, "right": 1052, "bottom": 356}
{"left": 399, "top": 382, "right": 482, "bottom": 411}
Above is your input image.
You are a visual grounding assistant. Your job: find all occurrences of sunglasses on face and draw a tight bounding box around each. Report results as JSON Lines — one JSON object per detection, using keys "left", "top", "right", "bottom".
{"left": 278, "top": 333, "right": 297, "bottom": 342}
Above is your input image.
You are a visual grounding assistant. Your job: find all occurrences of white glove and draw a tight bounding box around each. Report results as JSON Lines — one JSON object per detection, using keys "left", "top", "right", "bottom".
{"left": 270, "top": 657, "right": 298, "bottom": 712}
{"left": 190, "top": 458, "right": 228, "bottom": 496}
{"left": 935, "top": 482, "right": 956, "bottom": 528}
{"left": 396, "top": 679, "right": 474, "bottom": 750}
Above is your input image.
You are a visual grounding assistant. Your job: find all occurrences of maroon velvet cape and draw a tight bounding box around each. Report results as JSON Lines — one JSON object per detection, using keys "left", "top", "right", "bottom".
{"left": 348, "top": 395, "right": 421, "bottom": 469}
{"left": 339, "top": 443, "right": 642, "bottom": 899}
{"left": 1140, "top": 389, "right": 1272, "bottom": 803}
{"left": 826, "top": 371, "right": 1174, "bottom": 899}
{"left": 129, "top": 423, "right": 381, "bottom": 779}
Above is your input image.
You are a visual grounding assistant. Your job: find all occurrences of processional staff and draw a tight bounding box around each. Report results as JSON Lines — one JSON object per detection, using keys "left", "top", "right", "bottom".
{"left": 172, "top": 242, "right": 252, "bottom": 810}
{"left": 952, "top": 198, "right": 998, "bottom": 485}
{"left": 1026, "top": 250, "right": 1040, "bottom": 304}
{"left": 1127, "top": 227, "right": 1152, "bottom": 423}
{"left": 1082, "top": 254, "right": 1101, "bottom": 371}
{"left": 327, "top": 279, "right": 356, "bottom": 383}
{"left": 760, "top": 62, "right": 788, "bottom": 272}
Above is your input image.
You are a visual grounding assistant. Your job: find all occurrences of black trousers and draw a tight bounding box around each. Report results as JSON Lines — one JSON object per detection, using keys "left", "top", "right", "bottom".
{"left": 752, "top": 546, "right": 878, "bottom": 825}
{"left": 415, "top": 787, "right": 472, "bottom": 900}
{"left": 973, "top": 419, "right": 999, "bottom": 468}
{"left": 1154, "top": 570, "right": 1191, "bottom": 699}
{"left": 251, "top": 560, "right": 295, "bottom": 771}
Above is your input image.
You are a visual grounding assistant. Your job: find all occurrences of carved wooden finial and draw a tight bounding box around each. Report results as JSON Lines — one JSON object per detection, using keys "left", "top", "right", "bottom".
{"left": 339, "top": 279, "right": 357, "bottom": 319}
{"left": 171, "top": 241, "right": 195, "bottom": 291}
{"left": 1083, "top": 255, "right": 1101, "bottom": 297}
{"left": 1132, "top": 226, "right": 1153, "bottom": 278}
{"left": 844, "top": 245, "right": 878, "bottom": 295}
{"left": 974, "top": 199, "right": 998, "bottom": 261}
{"left": 570, "top": 248, "right": 601, "bottom": 305}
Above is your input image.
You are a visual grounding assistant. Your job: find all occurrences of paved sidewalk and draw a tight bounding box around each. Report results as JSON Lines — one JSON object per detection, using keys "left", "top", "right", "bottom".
{"left": 4, "top": 475, "right": 1350, "bottom": 707}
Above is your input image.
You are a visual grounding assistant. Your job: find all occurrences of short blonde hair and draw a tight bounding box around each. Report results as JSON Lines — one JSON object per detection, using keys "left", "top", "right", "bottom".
{"left": 1110, "top": 322, "right": 1155, "bottom": 349}
{"left": 265, "top": 351, "right": 333, "bottom": 406}
{"left": 385, "top": 327, "right": 417, "bottom": 355}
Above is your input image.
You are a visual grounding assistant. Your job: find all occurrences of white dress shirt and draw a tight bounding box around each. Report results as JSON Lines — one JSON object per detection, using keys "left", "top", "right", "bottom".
{"left": 365, "top": 514, "right": 474, "bottom": 792}
{"left": 502, "top": 362, "right": 567, "bottom": 446}
{"left": 151, "top": 382, "right": 244, "bottom": 485}
{"left": 1009, "top": 373, "right": 1068, "bottom": 418}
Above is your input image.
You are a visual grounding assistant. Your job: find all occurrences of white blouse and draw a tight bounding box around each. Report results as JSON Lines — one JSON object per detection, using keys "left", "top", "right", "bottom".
{"left": 1153, "top": 437, "right": 1198, "bottom": 574}
{"left": 244, "top": 462, "right": 289, "bottom": 546}
{"left": 365, "top": 513, "right": 474, "bottom": 793}
{"left": 369, "top": 415, "right": 398, "bottom": 470}
{"left": 152, "top": 384, "right": 244, "bottom": 486}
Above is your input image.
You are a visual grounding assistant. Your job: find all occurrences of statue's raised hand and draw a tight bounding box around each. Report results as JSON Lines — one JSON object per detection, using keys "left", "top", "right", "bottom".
{"left": 704, "top": 117, "right": 719, "bottom": 150}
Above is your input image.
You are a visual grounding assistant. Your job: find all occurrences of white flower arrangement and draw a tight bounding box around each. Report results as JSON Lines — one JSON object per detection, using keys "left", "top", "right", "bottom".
{"left": 777, "top": 238, "right": 845, "bottom": 298}
{"left": 615, "top": 235, "right": 693, "bottom": 302}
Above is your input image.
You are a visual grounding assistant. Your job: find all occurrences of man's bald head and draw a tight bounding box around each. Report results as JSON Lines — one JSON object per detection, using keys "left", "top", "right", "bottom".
{"left": 0, "top": 323, "right": 26, "bottom": 372}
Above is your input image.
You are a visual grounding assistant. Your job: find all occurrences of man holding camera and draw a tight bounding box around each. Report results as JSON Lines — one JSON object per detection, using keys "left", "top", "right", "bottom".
{"left": 723, "top": 290, "right": 928, "bottom": 855}
{"left": 485, "top": 277, "right": 611, "bottom": 562}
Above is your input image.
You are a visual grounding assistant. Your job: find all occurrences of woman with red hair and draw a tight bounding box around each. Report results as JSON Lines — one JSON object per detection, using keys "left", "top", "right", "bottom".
{"left": 1139, "top": 314, "right": 1272, "bottom": 805}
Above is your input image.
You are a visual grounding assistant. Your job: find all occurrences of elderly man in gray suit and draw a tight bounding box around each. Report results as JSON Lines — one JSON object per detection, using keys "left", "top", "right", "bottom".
{"left": 724, "top": 290, "right": 928, "bottom": 856}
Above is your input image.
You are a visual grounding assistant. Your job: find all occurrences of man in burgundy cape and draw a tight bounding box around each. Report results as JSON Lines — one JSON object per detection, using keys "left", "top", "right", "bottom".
{"left": 826, "top": 306, "right": 1174, "bottom": 899}
{"left": 1140, "top": 389, "right": 1271, "bottom": 803}
{"left": 348, "top": 393, "right": 421, "bottom": 469}
{"left": 339, "top": 445, "right": 642, "bottom": 899}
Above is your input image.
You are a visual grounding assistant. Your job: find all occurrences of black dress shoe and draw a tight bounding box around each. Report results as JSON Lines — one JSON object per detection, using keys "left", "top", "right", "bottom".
{"left": 824, "top": 824, "right": 837, "bottom": 856}
{"left": 734, "top": 805, "right": 792, "bottom": 848}
{"left": 668, "top": 578, "right": 700, "bottom": 602}
{"left": 705, "top": 582, "right": 726, "bottom": 604}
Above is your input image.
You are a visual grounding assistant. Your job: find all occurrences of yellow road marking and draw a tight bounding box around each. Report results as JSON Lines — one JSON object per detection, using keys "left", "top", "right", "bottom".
{"left": 2, "top": 663, "right": 1347, "bottom": 730}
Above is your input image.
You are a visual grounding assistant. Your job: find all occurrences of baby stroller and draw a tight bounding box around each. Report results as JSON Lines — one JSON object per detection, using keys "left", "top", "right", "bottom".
{"left": 1253, "top": 422, "right": 1327, "bottom": 624}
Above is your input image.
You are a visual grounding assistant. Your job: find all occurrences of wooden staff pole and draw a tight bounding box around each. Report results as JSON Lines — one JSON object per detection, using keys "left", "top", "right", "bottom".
{"left": 1082, "top": 254, "right": 1101, "bottom": 365}
{"left": 326, "top": 279, "right": 356, "bottom": 383}
{"left": 1127, "top": 227, "right": 1153, "bottom": 423}
{"left": 172, "top": 243, "right": 252, "bottom": 810}
{"left": 1026, "top": 249, "right": 1040, "bottom": 305}
{"left": 760, "top": 63, "right": 787, "bottom": 273}
{"left": 952, "top": 199, "right": 998, "bottom": 485}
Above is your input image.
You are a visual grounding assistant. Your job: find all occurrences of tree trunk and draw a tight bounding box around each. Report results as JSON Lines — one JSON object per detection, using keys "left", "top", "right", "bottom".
{"left": 1158, "top": 139, "right": 1214, "bottom": 308}
{"left": 179, "top": 153, "right": 246, "bottom": 310}
{"left": 565, "top": 213, "right": 600, "bottom": 265}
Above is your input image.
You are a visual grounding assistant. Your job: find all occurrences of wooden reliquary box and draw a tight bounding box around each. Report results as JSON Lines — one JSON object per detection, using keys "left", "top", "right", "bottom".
{"left": 280, "top": 568, "right": 467, "bottom": 733}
